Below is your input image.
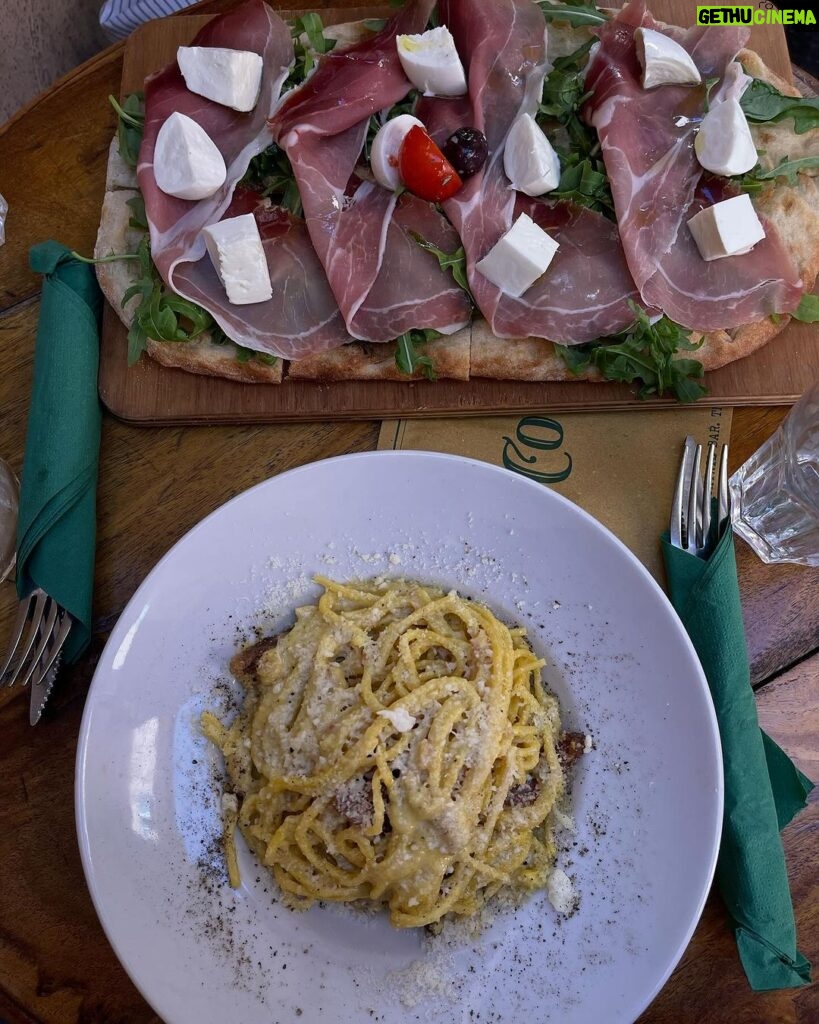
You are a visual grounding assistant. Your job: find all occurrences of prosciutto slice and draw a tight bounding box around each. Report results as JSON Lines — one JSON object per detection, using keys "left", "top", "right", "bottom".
{"left": 270, "top": 0, "right": 471, "bottom": 342}
{"left": 583, "top": 1, "right": 803, "bottom": 330}
{"left": 170, "top": 189, "right": 344, "bottom": 356}
{"left": 138, "top": 0, "right": 351, "bottom": 359}
{"left": 418, "top": 0, "right": 640, "bottom": 345}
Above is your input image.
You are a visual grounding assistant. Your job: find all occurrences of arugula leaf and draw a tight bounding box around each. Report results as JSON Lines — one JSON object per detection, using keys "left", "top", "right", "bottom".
{"left": 671, "top": 366, "right": 711, "bottom": 404}
{"left": 703, "top": 77, "right": 720, "bottom": 113}
{"left": 555, "top": 304, "right": 707, "bottom": 402}
{"left": 538, "top": 39, "right": 595, "bottom": 126}
{"left": 551, "top": 156, "right": 614, "bottom": 214}
{"left": 126, "top": 193, "right": 148, "bottom": 231}
{"left": 227, "top": 343, "right": 275, "bottom": 366}
{"left": 409, "top": 232, "right": 472, "bottom": 296}
{"left": 242, "top": 143, "right": 303, "bottom": 217}
{"left": 554, "top": 343, "right": 591, "bottom": 374}
{"left": 394, "top": 329, "right": 439, "bottom": 379}
{"left": 287, "top": 13, "right": 336, "bottom": 88}
{"left": 537, "top": 1, "right": 609, "bottom": 26}
{"left": 792, "top": 293, "right": 819, "bottom": 323}
{"left": 536, "top": 40, "right": 616, "bottom": 217}
{"left": 109, "top": 92, "right": 144, "bottom": 167}
{"left": 736, "top": 154, "right": 819, "bottom": 192}
{"left": 71, "top": 250, "right": 141, "bottom": 267}
{"left": 124, "top": 240, "right": 212, "bottom": 357}
{"left": 127, "top": 320, "right": 149, "bottom": 366}
{"left": 296, "top": 12, "right": 331, "bottom": 54}
{"left": 740, "top": 79, "right": 819, "bottom": 135}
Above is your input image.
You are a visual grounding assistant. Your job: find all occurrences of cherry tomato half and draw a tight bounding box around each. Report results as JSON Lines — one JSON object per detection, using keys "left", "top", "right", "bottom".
{"left": 399, "top": 126, "right": 463, "bottom": 202}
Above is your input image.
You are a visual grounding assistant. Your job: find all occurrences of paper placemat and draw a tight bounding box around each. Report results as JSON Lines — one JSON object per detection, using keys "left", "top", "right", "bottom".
{"left": 378, "top": 408, "right": 732, "bottom": 583}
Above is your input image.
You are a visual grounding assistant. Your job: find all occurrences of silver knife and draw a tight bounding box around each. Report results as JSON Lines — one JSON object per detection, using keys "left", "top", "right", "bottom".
{"left": 29, "top": 612, "right": 72, "bottom": 725}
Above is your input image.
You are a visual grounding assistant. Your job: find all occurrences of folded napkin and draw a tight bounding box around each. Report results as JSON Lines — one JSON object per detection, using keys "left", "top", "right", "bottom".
{"left": 16, "top": 242, "right": 103, "bottom": 663}
{"left": 99, "top": 0, "right": 197, "bottom": 40}
{"left": 661, "top": 526, "right": 814, "bottom": 991}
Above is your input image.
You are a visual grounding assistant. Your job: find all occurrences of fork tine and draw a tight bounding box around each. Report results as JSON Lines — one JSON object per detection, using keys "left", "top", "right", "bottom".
{"left": 0, "top": 594, "right": 36, "bottom": 682}
{"left": 701, "top": 441, "right": 716, "bottom": 551}
{"left": 685, "top": 443, "right": 702, "bottom": 553}
{"left": 28, "top": 609, "right": 71, "bottom": 694}
{"left": 1, "top": 590, "right": 48, "bottom": 686}
{"left": 17, "top": 598, "right": 59, "bottom": 690}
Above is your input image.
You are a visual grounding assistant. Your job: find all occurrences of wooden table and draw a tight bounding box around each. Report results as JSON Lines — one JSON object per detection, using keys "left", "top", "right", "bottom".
{"left": 0, "top": 4, "right": 817, "bottom": 1021}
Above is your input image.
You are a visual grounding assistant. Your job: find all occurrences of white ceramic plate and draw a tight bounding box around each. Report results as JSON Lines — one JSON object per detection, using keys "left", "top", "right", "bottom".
{"left": 76, "top": 451, "right": 722, "bottom": 1024}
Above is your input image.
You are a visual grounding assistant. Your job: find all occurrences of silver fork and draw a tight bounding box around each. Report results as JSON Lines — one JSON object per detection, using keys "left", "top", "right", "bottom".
{"left": 671, "top": 436, "right": 731, "bottom": 558}
{"left": 0, "top": 588, "right": 72, "bottom": 713}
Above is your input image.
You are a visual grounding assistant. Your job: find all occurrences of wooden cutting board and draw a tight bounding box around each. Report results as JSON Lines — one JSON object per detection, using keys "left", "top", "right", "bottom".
{"left": 98, "top": 2, "right": 818, "bottom": 425}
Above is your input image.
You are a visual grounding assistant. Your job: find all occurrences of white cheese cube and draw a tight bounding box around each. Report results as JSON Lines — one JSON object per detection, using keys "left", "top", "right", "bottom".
{"left": 396, "top": 27, "right": 467, "bottom": 97}
{"left": 201, "top": 214, "right": 272, "bottom": 305}
{"left": 177, "top": 46, "right": 263, "bottom": 112}
{"left": 476, "top": 214, "right": 559, "bottom": 297}
{"left": 154, "top": 112, "right": 227, "bottom": 201}
{"left": 503, "top": 113, "right": 561, "bottom": 196}
{"left": 635, "top": 27, "right": 702, "bottom": 89}
{"left": 687, "top": 194, "right": 766, "bottom": 261}
{"left": 694, "top": 98, "right": 757, "bottom": 176}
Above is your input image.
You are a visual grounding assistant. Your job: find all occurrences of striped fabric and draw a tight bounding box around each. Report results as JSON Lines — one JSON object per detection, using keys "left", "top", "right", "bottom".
{"left": 99, "top": 0, "right": 199, "bottom": 39}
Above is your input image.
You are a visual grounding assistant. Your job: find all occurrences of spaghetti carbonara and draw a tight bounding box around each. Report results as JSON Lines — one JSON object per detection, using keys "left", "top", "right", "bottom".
{"left": 202, "top": 576, "right": 568, "bottom": 929}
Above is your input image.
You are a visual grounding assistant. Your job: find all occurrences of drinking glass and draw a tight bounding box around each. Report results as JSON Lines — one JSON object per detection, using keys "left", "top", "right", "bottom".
{"left": 0, "top": 458, "right": 18, "bottom": 582}
{"left": 730, "top": 380, "right": 819, "bottom": 567}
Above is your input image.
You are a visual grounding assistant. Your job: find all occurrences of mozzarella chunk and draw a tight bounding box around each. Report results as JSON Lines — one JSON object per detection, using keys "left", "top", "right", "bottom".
{"left": 687, "top": 194, "right": 766, "bottom": 261}
{"left": 201, "top": 214, "right": 272, "bottom": 304}
{"left": 476, "top": 214, "right": 559, "bottom": 297}
{"left": 396, "top": 26, "right": 467, "bottom": 97}
{"left": 635, "top": 28, "right": 701, "bottom": 89}
{"left": 694, "top": 99, "right": 757, "bottom": 176}
{"left": 503, "top": 113, "right": 561, "bottom": 196}
{"left": 154, "top": 112, "right": 227, "bottom": 200}
{"left": 177, "top": 46, "right": 263, "bottom": 112}
{"left": 370, "top": 113, "right": 425, "bottom": 191}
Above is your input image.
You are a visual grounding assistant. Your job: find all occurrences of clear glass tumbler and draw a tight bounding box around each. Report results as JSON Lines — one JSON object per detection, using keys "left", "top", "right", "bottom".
{"left": 730, "top": 380, "right": 819, "bottom": 567}
{"left": 0, "top": 458, "right": 18, "bottom": 582}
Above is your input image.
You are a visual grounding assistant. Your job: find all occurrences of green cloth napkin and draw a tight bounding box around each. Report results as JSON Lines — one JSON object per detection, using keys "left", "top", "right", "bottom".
{"left": 661, "top": 526, "right": 814, "bottom": 991}
{"left": 16, "top": 242, "right": 103, "bottom": 663}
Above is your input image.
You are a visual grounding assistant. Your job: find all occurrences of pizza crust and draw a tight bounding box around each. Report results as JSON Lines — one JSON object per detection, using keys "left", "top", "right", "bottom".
{"left": 469, "top": 322, "right": 596, "bottom": 381}
{"left": 145, "top": 333, "right": 284, "bottom": 382}
{"left": 95, "top": 188, "right": 145, "bottom": 326}
{"left": 105, "top": 135, "right": 138, "bottom": 191}
{"left": 97, "top": 23, "right": 819, "bottom": 387}
{"left": 287, "top": 331, "right": 470, "bottom": 380}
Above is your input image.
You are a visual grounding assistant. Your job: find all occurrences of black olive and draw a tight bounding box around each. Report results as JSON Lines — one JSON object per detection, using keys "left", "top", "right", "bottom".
{"left": 442, "top": 127, "right": 488, "bottom": 179}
